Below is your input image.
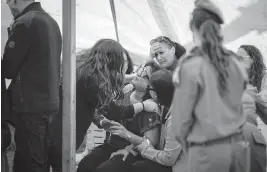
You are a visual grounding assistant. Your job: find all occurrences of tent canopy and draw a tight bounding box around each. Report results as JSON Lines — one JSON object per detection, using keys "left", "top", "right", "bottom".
{"left": 1, "top": 0, "right": 267, "bottom": 65}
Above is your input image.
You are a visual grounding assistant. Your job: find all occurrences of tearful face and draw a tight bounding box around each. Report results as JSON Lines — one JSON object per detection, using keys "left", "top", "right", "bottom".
{"left": 131, "top": 76, "right": 149, "bottom": 92}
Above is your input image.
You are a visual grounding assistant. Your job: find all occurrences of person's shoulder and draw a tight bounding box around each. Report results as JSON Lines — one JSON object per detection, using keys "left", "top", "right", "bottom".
{"left": 180, "top": 52, "right": 204, "bottom": 77}
{"left": 76, "top": 76, "right": 100, "bottom": 99}
{"left": 182, "top": 48, "right": 205, "bottom": 67}
{"left": 13, "top": 12, "right": 35, "bottom": 29}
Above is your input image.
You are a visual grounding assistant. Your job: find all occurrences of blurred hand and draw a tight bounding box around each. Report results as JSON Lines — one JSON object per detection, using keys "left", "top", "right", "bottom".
{"left": 123, "top": 84, "right": 134, "bottom": 94}
{"left": 110, "top": 149, "right": 130, "bottom": 161}
{"left": 108, "top": 121, "right": 128, "bottom": 139}
{"left": 101, "top": 119, "right": 113, "bottom": 131}
{"left": 143, "top": 99, "right": 159, "bottom": 113}
{"left": 150, "top": 42, "right": 161, "bottom": 59}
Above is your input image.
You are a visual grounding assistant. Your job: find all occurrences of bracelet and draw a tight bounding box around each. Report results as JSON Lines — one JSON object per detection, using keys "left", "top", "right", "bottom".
{"left": 141, "top": 102, "right": 145, "bottom": 111}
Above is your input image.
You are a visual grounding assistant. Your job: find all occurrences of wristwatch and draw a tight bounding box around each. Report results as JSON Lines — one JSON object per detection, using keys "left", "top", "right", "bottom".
{"left": 144, "top": 136, "right": 151, "bottom": 145}
{"left": 126, "top": 132, "right": 132, "bottom": 141}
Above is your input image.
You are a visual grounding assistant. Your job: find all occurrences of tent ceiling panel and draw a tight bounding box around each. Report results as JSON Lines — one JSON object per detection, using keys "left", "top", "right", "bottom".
{"left": 1, "top": 0, "right": 267, "bottom": 64}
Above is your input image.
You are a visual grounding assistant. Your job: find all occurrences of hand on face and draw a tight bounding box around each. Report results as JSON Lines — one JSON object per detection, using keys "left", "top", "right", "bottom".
{"left": 150, "top": 42, "right": 162, "bottom": 59}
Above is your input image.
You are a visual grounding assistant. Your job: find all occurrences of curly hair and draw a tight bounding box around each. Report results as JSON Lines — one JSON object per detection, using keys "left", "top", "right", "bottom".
{"left": 239, "top": 45, "right": 266, "bottom": 91}
{"left": 190, "top": 8, "right": 234, "bottom": 96}
{"left": 124, "top": 49, "right": 134, "bottom": 74}
{"left": 76, "top": 39, "right": 125, "bottom": 108}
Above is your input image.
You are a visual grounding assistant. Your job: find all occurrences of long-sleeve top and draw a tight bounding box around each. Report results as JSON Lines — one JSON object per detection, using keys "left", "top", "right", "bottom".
{"left": 171, "top": 49, "right": 247, "bottom": 147}
{"left": 136, "top": 113, "right": 184, "bottom": 167}
{"left": 243, "top": 84, "right": 267, "bottom": 125}
{"left": 242, "top": 85, "right": 259, "bottom": 126}
{"left": 51, "top": 76, "right": 136, "bottom": 150}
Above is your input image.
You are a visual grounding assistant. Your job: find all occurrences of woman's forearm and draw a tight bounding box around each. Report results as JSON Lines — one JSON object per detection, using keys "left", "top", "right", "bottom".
{"left": 125, "top": 131, "right": 144, "bottom": 146}
{"left": 125, "top": 74, "right": 137, "bottom": 83}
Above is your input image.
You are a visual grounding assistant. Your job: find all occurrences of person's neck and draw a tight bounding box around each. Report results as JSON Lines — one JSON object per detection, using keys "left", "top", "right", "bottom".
{"left": 130, "top": 91, "right": 145, "bottom": 103}
{"left": 166, "top": 59, "right": 178, "bottom": 71}
{"left": 15, "top": 1, "right": 34, "bottom": 18}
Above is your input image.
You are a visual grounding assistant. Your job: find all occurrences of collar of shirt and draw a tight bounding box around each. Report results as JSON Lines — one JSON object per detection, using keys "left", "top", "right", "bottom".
{"left": 14, "top": 2, "right": 43, "bottom": 20}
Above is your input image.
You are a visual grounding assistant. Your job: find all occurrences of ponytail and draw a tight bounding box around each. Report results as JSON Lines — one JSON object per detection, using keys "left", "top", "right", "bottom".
{"left": 198, "top": 19, "right": 231, "bottom": 96}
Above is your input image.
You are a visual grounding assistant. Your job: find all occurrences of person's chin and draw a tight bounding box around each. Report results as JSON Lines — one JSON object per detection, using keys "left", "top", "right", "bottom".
{"left": 159, "top": 64, "right": 167, "bottom": 69}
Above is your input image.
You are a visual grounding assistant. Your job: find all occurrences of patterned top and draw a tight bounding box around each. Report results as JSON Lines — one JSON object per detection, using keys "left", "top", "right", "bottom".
{"left": 136, "top": 112, "right": 185, "bottom": 167}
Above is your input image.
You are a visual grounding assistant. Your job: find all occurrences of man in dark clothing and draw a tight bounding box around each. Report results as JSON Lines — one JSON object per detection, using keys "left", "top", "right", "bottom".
{"left": 3, "top": 0, "right": 62, "bottom": 171}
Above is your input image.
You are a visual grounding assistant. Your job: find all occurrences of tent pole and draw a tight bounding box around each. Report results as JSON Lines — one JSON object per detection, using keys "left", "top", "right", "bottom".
{"left": 62, "top": 0, "right": 76, "bottom": 171}
{"left": 110, "top": 0, "right": 120, "bottom": 42}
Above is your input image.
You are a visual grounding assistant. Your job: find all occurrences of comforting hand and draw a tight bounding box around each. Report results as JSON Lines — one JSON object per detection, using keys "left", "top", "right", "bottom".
{"left": 143, "top": 99, "right": 159, "bottom": 113}
{"left": 100, "top": 119, "right": 113, "bottom": 131}
{"left": 108, "top": 121, "right": 128, "bottom": 139}
{"left": 136, "top": 138, "right": 150, "bottom": 153}
{"left": 110, "top": 149, "right": 130, "bottom": 161}
{"left": 123, "top": 83, "right": 134, "bottom": 94}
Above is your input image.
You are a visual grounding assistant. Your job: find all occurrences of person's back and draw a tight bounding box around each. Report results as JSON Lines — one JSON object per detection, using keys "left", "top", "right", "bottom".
{"left": 187, "top": 54, "right": 246, "bottom": 143}
{"left": 171, "top": 1, "right": 249, "bottom": 172}
{"left": 7, "top": 2, "right": 62, "bottom": 112}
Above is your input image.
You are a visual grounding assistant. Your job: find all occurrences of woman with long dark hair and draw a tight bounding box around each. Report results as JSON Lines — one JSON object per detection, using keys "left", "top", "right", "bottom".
{"left": 237, "top": 45, "right": 267, "bottom": 125}
{"left": 238, "top": 45, "right": 266, "bottom": 91}
{"left": 171, "top": 0, "right": 249, "bottom": 172}
{"left": 237, "top": 45, "right": 267, "bottom": 172}
{"left": 50, "top": 39, "right": 158, "bottom": 172}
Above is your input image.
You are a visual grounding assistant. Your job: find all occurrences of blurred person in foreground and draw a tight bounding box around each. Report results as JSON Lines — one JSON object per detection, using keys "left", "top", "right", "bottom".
{"left": 171, "top": 0, "right": 250, "bottom": 171}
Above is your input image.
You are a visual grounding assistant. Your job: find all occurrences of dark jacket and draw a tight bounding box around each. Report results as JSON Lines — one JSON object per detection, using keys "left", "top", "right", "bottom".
{"left": 51, "top": 76, "right": 135, "bottom": 150}
{"left": 1, "top": 66, "right": 11, "bottom": 152}
{"left": 2, "top": 2, "right": 62, "bottom": 113}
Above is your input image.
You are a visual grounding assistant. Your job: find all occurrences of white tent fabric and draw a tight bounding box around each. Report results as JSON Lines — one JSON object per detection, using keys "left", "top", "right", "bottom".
{"left": 2, "top": 0, "right": 267, "bottom": 65}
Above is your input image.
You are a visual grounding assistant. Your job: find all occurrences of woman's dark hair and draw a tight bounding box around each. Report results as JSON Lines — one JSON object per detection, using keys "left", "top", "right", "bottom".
{"left": 190, "top": 8, "right": 233, "bottom": 96}
{"left": 150, "top": 36, "right": 186, "bottom": 60}
{"left": 240, "top": 45, "right": 266, "bottom": 91}
{"left": 124, "top": 49, "right": 134, "bottom": 74}
{"left": 76, "top": 39, "right": 125, "bottom": 108}
{"left": 150, "top": 69, "right": 174, "bottom": 108}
